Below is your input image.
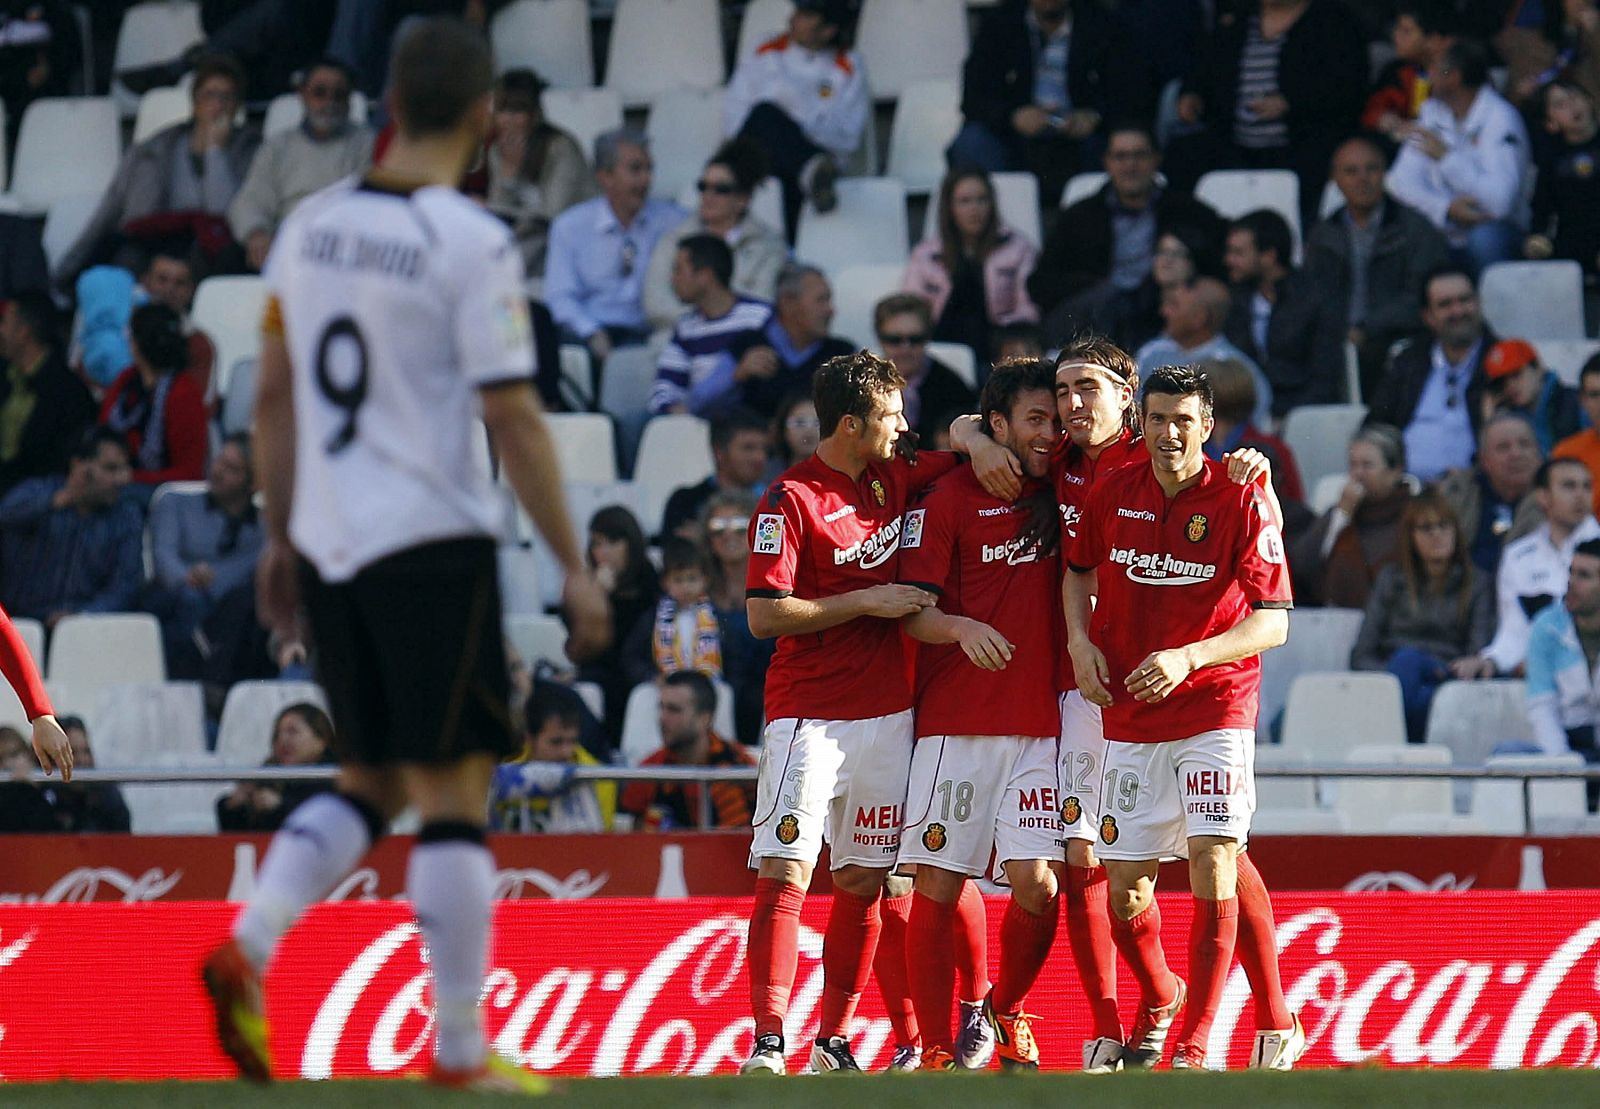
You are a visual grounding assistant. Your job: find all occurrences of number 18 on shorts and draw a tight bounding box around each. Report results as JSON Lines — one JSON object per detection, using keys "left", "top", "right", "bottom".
{"left": 898, "top": 735, "right": 1060, "bottom": 875}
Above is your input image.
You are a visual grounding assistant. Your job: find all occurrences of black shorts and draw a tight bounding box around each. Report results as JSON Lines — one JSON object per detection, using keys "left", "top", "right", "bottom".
{"left": 299, "top": 536, "right": 516, "bottom": 766}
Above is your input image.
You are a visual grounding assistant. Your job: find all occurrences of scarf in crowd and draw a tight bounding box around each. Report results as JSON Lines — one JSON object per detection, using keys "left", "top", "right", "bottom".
{"left": 102, "top": 372, "right": 174, "bottom": 472}
{"left": 651, "top": 598, "right": 723, "bottom": 678}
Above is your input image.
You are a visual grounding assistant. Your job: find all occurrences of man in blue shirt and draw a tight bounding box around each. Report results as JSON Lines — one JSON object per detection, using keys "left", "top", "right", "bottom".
{"left": 0, "top": 428, "right": 142, "bottom": 627}
{"left": 544, "top": 128, "right": 685, "bottom": 365}
{"left": 1525, "top": 538, "right": 1600, "bottom": 800}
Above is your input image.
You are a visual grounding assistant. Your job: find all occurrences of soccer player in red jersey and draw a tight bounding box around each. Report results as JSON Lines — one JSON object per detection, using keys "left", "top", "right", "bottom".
{"left": 896, "top": 358, "right": 1063, "bottom": 1071}
{"left": 742, "top": 352, "right": 963, "bottom": 1075}
{"left": 1065, "top": 364, "right": 1292, "bottom": 1071}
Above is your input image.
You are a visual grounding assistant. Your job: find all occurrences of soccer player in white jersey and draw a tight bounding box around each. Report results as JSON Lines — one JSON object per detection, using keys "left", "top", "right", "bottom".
{"left": 199, "top": 19, "right": 605, "bottom": 1092}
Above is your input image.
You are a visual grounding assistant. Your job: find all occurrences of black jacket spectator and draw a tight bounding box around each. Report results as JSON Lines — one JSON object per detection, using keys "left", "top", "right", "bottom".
{"left": 1028, "top": 184, "right": 1224, "bottom": 318}
{"left": 1223, "top": 268, "right": 1347, "bottom": 414}
{"left": 0, "top": 347, "right": 97, "bottom": 494}
{"left": 1368, "top": 331, "right": 1495, "bottom": 440}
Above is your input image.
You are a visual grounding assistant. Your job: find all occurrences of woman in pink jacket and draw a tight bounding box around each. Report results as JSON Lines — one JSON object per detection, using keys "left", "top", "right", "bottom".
{"left": 902, "top": 169, "right": 1038, "bottom": 364}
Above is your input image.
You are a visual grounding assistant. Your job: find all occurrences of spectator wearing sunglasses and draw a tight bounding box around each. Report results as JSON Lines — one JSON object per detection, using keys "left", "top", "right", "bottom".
{"left": 228, "top": 58, "right": 374, "bottom": 274}
{"left": 545, "top": 128, "right": 685, "bottom": 365}
{"left": 871, "top": 293, "right": 975, "bottom": 447}
{"left": 644, "top": 140, "right": 789, "bottom": 334}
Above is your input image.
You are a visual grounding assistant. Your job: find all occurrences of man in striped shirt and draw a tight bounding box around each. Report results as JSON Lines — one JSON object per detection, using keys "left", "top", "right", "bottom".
{"left": 650, "top": 234, "right": 774, "bottom": 416}
{"left": 620, "top": 670, "right": 758, "bottom": 828}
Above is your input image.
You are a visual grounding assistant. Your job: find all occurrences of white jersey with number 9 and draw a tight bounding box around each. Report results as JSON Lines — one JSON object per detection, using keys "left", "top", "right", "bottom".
{"left": 263, "top": 177, "right": 536, "bottom": 583}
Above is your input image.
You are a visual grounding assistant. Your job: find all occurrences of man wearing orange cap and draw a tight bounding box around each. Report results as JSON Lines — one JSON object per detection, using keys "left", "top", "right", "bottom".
{"left": 1482, "top": 338, "right": 1582, "bottom": 455}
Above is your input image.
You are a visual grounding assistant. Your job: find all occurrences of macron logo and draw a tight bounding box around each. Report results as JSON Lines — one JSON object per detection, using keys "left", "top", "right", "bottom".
{"left": 1117, "top": 507, "right": 1157, "bottom": 522}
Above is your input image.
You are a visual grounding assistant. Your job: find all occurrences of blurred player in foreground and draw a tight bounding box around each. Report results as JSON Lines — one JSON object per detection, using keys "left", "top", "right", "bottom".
{"left": 1064, "top": 364, "right": 1291, "bottom": 1070}
{"left": 200, "top": 18, "right": 605, "bottom": 1093}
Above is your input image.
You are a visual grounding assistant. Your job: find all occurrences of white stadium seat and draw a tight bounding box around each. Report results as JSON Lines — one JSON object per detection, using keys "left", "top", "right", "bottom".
{"left": 604, "top": 0, "right": 724, "bottom": 107}
{"left": 491, "top": 0, "right": 595, "bottom": 88}
{"left": 261, "top": 90, "right": 370, "bottom": 138}
{"left": 1257, "top": 607, "right": 1364, "bottom": 734}
{"left": 41, "top": 193, "right": 102, "bottom": 276}
{"left": 1533, "top": 339, "right": 1600, "bottom": 387}
{"left": 737, "top": 0, "right": 793, "bottom": 61}
{"left": 190, "top": 275, "right": 268, "bottom": 403}
{"left": 1, "top": 97, "right": 121, "bottom": 214}
{"left": 1333, "top": 744, "right": 1457, "bottom": 833}
{"left": 599, "top": 344, "right": 660, "bottom": 426}
{"left": 829, "top": 262, "right": 906, "bottom": 349}
{"left": 111, "top": 1, "right": 204, "bottom": 117}
{"left": 646, "top": 87, "right": 726, "bottom": 201}
{"left": 1472, "top": 753, "right": 1591, "bottom": 835}
{"left": 131, "top": 85, "right": 192, "bottom": 144}
{"left": 634, "top": 414, "right": 714, "bottom": 528}
{"left": 540, "top": 88, "right": 624, "bottom": 166}
{"left": 1195, "top": 169, "right": 1302, "bottom": 260}
{"left": 796, "top": 177, "right": 909, "bottom": 273}
{"left": 1424, "top": 680, "right": 1533, "bottom": 768}
{"left": 221, "top": 357, "right": 257, "bottom": 435}
{"left": 505, "top": 613, "right": 572, "bottom": 670}
{"left": 1060, "top": 171, "right": 1107, "bottom": 208}
{"left": 855, "top": 0, "right": 968, "bottom": 100}
{"left": 46, "top": 614, "right": 165, "bottom": 707}
{"left": 1480, "top": 260, "right": 1586, "bottom": 341}
{"left": 1281, "top": 403, "right": 1366, "bottom": 497}
{"left": 1309, "top": 471, "right": 1345, "bottom": 515}
{"left": 619, "top": 677, "right": 739, "bottom": 764}
{"left": 86, "top": 681, "right": 206, "bottom": 767}
{"left": 885, "top": 79, "right": 962, "bottom": 195}
{"left": 214, "top": 680, "right": 329, "bottom": 768}
{"left": 546, "top": 413, "right": 618, "bottom": 483}
{"left": 1279, "top": 672, "right": 1407, "bottom": 764}
{"left": 925, "top": 341, "right": 977, "bottom": 389}
{"left": 123, "top": 749, "right": 228, "bottom": 834}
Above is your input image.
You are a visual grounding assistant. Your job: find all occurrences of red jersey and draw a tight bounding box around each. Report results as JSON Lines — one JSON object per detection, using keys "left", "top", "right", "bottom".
{"left": 747, "top": 450, "right": 960, "bottom": 721}
{"left": 899, "top": 467, "right": 1060, "bottom": 739}
{"left": 1067, "top": 457, "right": 1292, "bottom": 743}
{"left": 1052, "top": 429, "right": 1147, "bottom": 692}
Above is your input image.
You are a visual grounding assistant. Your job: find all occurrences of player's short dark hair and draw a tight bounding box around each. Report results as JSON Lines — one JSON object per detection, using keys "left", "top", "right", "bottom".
{"left": 980, "top": 357, "right": 1054, "bottom": 431}
{"left": 1575, "top": 537, "right": 1600, "bottom": 563}
{"left": 71, "top": 426, "right": 128, "bottom": 463}
{"left": 1141, "top": 364, "right": 1214, "bottom": 418}
{"left": 1580, "top": 352, "right": 1600, "bottom": 389}
{"left": 525, "top": 685, "right": 583, "bottom": 737}
{"left": 1421, "top": 263, "right": 1476, "bottom": 308}
{"left": 191, "top": 54, "right": 246, "bottom": 97}
{"left": 710, "top": 407, "right": 768, "bottom": 453}
{"left": 1055, "top": 333, "right": 1140, "bottom": 430}
{"left": 663, "top": 670, "right": 716, "bottom": 717}
{"left": 4, "top": 289, "right": 59, "bottom": 349}
{"left": 1231, "top": 209, "right": 1294, "bottom": 268}
{"left": 678, "top": 233, "right": 734, "bottom": 289}
{"left": 389, "top": 18, "right": 494, "bottom": 139}
{"left": 660, "top": 536, "right": 711, "bottom": 578}
{"left": 1536, "top": 455, "right": 1590, "bottom": 491}
{"left": 813, "top": 351, "right": 906, "bottom": 438}
{"left": 1442, "top": 39, "right": 1491, "bottom": 89}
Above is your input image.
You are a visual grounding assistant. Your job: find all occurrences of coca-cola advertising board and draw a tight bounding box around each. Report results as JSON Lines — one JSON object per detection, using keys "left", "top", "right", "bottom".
{"left": 3, "top": 894, "right": 1600, "bottom": 1078}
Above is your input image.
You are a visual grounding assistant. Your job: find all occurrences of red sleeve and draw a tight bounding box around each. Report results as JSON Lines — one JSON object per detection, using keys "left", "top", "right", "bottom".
{"left": 97, "top": 371, "right": 128, "bottom": 425}
{"left": 1067, "top": 480, "right": 1110, "bottom": 572}
{"left": 0, "top": 608, "right": 50, "bottom": 721}
{"left": 746, "top": 483, "right": 806, "bottom": 598}
{"left": 133, "top": 376, "right": 209, "bottom": 484}
{"left": 897, "top": 484, "right": 958, "bottom": 596}
{"left": 1236, "top": 485, "right": 1293, "bottom": 607}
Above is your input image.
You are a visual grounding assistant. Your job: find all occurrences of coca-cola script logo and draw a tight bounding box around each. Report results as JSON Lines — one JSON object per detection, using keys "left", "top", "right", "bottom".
{"left": 0, "top": 867, "right": 183, "bottom": 905}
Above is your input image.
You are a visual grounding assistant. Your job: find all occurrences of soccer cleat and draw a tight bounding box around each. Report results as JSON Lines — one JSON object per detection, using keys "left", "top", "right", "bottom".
{"left": 1122, "top": 976, "right": 1186, "bottom": 1070}
{"left": 808, "top": 1035, "right": 863, "bottom": 1072}
{"left": 883, "top": 1044, "right": 922, "bottom": 1072}
{"left": 982, "top": 993, "right": 1040, "bottom": 1072}
{"left": 955, "top": 999, "right": 996, "bottom": 1069}
{"left": 1249, "top": 1015, "right": 1307, "bottom": 1071}
{"left": 428, "top": 1053, "right": 552, "bottom": 1093}
{"left": 740, "top": 1033, "right": 786, "bottom": 1075}
{"left": 200, "top": 938, "right": 272, "bottom": 1084}
{"left": 922, "top": 1047, "right": 958, "bottom": 1071}
{"left": 1082, "top": 1036, "right": 1125, "bottom": 1074}
{"left": 1169, "top": 1041, "right": 1207, "bottom": 1070}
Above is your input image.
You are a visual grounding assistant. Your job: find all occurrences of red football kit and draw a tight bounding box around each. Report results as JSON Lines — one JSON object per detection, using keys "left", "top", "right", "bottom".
{"left": 898, "top": 467, "right": 1060, "bottom": 738}
{"left": 746, "top": 449, "right": 960, "bottom": 722}
{"left": 1052, "top": 429, "right": 1148, "bottom": 693}
{"left": 1067, "top": 457, "right": 1292, "bottom": 744}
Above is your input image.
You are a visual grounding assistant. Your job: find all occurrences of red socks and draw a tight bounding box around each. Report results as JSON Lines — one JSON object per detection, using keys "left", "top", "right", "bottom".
{"left": 1065, "top": 864, "right": 1123, "bottom": 1039}
{"left": 1235, "top": 853, "right": 1294, "bottom": 1029}
{"left": 907, "top": 893, "right": 958, "bottom": 1053}
{"left": 749, "top": 878, "right": 806, "bottom": 1038}
{"left": 990, "top": 896, "right": 1059, "bottom": 1015}
{"left": 817, "top": 889, "right": 883, "bottom": 1040}
{"left": 1109, "top": 899, "right": 1178, "bottom": 1008}
{"left": 873, "top": 891, "right": 919, "bottom": 1048}
{"left": 1174, "top": 896, "right": 1239, "bottom": 1049}
{"left": 952, "top": 879, "right": 990, "bottom": 1001}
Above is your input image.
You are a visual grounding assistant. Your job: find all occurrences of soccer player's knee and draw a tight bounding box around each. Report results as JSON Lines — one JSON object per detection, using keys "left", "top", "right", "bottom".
{"left": 1065, "top": 839, "right": 1096, "bottom": 868}
{"left": 1108, "top": 879, "right": 1151, "bottom": 920}
{"left": 833, "top": 864, "right": 888, "bottom": 898}
{"left": 1011, "top": 869, "right": 1059, "bottom": 916}
{"left": 1188, "top": 840, "right": 1239, "bottom": 900}
{"left": 911, "top": 865, "right": 966, "bottom": 902}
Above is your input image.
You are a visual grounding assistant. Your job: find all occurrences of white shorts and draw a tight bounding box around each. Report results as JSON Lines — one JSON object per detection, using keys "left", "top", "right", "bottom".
{"left": 1094, "top": 729, "right": 1256, "bottom": 862}
{"left": 749, "top": 710, "right": 913, "bottom": 871}
{"left": 1057, "top": 690, "right": 1106, "bottom": 844}
{"left": 897, "top": 734, "right": 1060, "bottom": 876}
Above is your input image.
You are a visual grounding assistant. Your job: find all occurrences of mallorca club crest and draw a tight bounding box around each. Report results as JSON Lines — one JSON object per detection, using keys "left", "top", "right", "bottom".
{"left": 1185, "top": 514, "right": 1208, "bottom": 543}
{"left": 775, "top": 814, "right": 800, "bottom": 845}
{"left": 922, "top": 822, "right": 947, "bottom": 852}
{"left": 1061, "top": 796, "right": 1082, "bottom": 825}
{"left": 870, "top": 479, "right": 886, "bottom": 507}
{"left": 1100, "top": 815, "right": 1119, "bottom": 845}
